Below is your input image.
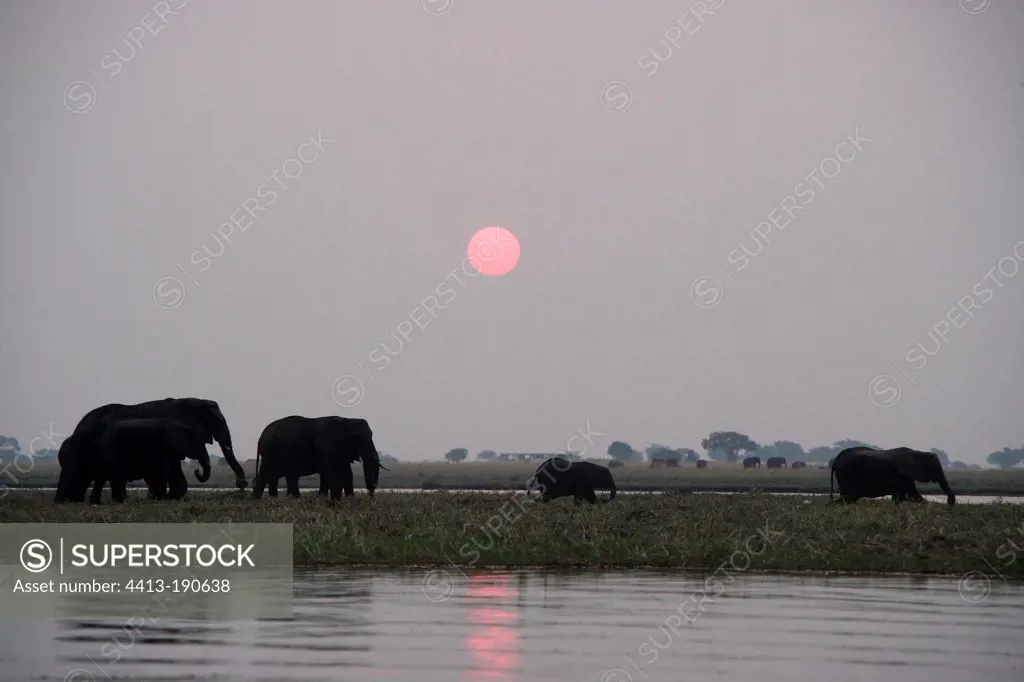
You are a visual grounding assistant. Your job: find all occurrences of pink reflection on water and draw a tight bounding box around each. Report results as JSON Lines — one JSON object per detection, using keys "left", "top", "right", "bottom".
{"left": 463, "top": 574, "right": 520, "bottom": 682}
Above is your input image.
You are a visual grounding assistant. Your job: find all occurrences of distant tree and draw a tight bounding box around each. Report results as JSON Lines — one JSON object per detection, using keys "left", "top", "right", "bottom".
{"left": 929, "top": 448, "right": 950, "bottom": 467}
{"left": 676, "top": 448, "right": 700, "bottom": 462}
{"left": 987, "top": 447, "right": 1024, "bottom": 470}
{"left": 772, "top": 441, "right": 804, "bottom": 460}
{"left": 476, "top": 450, "right": 497, "bottom": 460}
{"left": 445, "top": 448, "right": 468, "bottom": 463}
{"left": 0, "top": 435, "right": 19, "bottom": 455}
{"left": 949, "top": 460, "right": 969, "bottom": 469}
{"left": 805, "top": 446, "right": 836, "bottom": 463}
{"left": 833, "top": 439, "right": 880, "bottom": 451}
{"left": 701, "top": 431, "right": 759, "bottom": 463}
{"left": 645, "top": 444, "right": 681, "bottom": 461}
{"left": 381, "top": 453, "right": 399, "bottom": 463}
{"left": 607, "top": 441, "right": 641, "bottom": 461}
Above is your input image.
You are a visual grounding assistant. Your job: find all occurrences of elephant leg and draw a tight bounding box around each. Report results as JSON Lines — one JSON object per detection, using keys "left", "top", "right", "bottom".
{"left": 286, "top": 476, "right": 301, "bottom": 497}
{"left": 252, "top": 473, "right": 266, "bottom": 499}
{"left": 584, "top": 489, "right": 598, "bottom": 504}
{"left": 268, "top": 479, "right": 279, "bottom": 497}
{"left": 89, "top": 479, "right": 105, "bottom": 504}
{"left": 317, "top": 460, "right": 342, "bottom": 501}
{"left": 339, "top": 462, "right": 354, "bottom": 497}
{"left": 168, "top": 467, "right": 187, "bottom": 499}
{"left": 111, "top": 479, "right": 128, "bottom": 503}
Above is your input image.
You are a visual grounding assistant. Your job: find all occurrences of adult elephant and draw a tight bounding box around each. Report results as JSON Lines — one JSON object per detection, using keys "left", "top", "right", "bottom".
{"left": 251, "top": 416, "right": 386, "bottom": 499}
{"left": 791, "top": 461, "right": 807, "bottom": 469}
{"left": 830, "top": 446, "right": 955, "bottom": 506}
{"left": 742, "top": 456, "right": 761, "bottom": 469}
{"left": 55, "top": 398, "right": 244, "bottom": 503}
{"left": 766, "top": 456, "right": 787, "bottom": 469}
{"left": 91, "top": 417, "right": 209, "bottom": 503}
{"left": 527, "top": 457, "right": 616, "bottom": 504}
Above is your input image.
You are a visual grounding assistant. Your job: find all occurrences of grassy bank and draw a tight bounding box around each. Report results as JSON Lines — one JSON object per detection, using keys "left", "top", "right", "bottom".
{"left": 3, "top": 491, "right": 1023, "bottom": 578}
{"left": 11, "top": 460, "right": 1024, "bottom": 496}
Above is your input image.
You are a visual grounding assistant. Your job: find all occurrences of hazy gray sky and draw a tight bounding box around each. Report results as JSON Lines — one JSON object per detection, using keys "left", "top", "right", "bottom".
{"left": 2, "top": 0, "right": 1022, "bottom": 465}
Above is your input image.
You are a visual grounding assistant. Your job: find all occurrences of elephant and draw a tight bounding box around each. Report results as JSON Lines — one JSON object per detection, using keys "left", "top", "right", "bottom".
{"left": 742, "top": 456, "right": 761, "bottom": 469}
{"left": 527, "top": 458, "right": 616, "bottom": 504}
{"left": 766, "top": 457, "right": 787, "bottom": 469}
{"left": 791, "top": 461, "right": 807, "bottom": 469}
{"left": 830, "top": 446, "right": 955, "bottom": 506}
{"left": 90, "top": 417, "right": 209, "bottom": 503}
{"left": 696, "top": 460, "right": 708, "bottom": 469}
{"left": 251, "top": 416, "right": 387, "bottom": 500}
{"left": 55, "top": 398, "right": 244, "bottom": 503}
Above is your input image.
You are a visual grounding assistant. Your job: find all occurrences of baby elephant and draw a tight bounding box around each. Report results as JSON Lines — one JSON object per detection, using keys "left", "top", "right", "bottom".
{"left": 93, "top": 417, "right": 210, "bottom": 503}
{"left": 527, "top": 458, "right": 617, "bottom": 504}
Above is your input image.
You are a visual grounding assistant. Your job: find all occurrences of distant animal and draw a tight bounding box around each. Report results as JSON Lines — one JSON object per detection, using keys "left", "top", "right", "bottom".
{"left": 742, "top": 456, "right": 761, "bottom": 469}
{"left": 666, "top": 458, "right": 680, "bottom": 468}
{"left": 608, "top": 460, "right": 624, "bottom": 468}
{"left": 528, "top": 458, "right": 616, "bottom": 504}
{"left": 649, "top": 458, "right": 667, "bottom": 468}
{"left": 830, "top": 446, "right": 955, "bottom": 506}
{"left": 696, "top": 460, "right": 708, "bottom": 469}
{"left": 766, "top": 457, "right": 787, "bottom": 469}
{"left": 252, "top": 416, "right": 387, "bottom": 500}
{"left": 791, "top": 461, "right": 807, "bottom": 469}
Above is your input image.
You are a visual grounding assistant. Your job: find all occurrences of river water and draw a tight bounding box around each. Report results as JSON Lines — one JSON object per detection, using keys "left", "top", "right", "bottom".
{"left": 2, "top": 568, "right": 1021, "bottom": 682}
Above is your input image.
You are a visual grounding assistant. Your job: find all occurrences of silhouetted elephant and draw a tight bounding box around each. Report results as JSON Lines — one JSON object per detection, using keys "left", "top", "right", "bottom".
{"left": 252, "top": 416, "right": 386, "bottom": 499}
{"left": 766, "top": 457, "right": 787, "bottom": 469}
{"left": 527, "top": 458, "right": 616, "bottom": 504}
{"left": 696, "top": 460, "right": 708, "bottom": 469}
{"left": 791, "top": 461, "right": 807, "bottom": 469}
{"left": 91, "top": 417, "right": 208, "bottom": 502}
{"left": 742, "top": 456, "right": 761, "bottom": 469}
{"left": 830, "top": 446, "right": 955, "bottom": 506}
{"left": 55, "top": 398, "right": 242, "bottom": 503}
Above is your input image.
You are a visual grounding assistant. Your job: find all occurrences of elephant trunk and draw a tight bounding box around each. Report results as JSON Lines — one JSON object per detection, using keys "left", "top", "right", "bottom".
{"left": 363, "top": 441, "right": 381, "bottom": 496}
{"left": 194, "top": 451, "right": 211, "bottom": 483}
{"left": 935, "top": 467, "right": 955, "bottom": 506}
{"left": 212, "top": 421, "right": 246, "bottom": 490}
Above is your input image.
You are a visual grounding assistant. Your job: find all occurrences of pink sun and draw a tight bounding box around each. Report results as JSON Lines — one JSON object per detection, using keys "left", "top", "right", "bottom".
{"left": 467, "top": 226, "right": 520, "bottom": 276}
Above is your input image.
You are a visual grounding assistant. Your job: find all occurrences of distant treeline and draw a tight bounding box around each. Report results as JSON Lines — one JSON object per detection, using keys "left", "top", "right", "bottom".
{"left": 441, "top": 431, "right": 1024, "bottom": 470}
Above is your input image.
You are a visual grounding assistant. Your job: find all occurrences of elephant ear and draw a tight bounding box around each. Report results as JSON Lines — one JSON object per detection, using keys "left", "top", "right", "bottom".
{"left": 892, "top": 448, "right": 935, "bottom": 482}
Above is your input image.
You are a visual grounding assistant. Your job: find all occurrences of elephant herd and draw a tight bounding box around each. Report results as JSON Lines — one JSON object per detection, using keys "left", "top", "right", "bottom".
{"left": 49, "top": 396, "right": 956, "bottom": 508}
{"left": 53, "top": 397, "right": 386, "bottom": 504}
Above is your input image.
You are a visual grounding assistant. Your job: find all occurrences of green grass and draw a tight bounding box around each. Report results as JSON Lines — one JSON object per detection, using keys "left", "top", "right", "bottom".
{"left": 12, "top": 460, "right": 1024, "bottom": 495}
{"left": 3, "top": 490, "right": 1023, "bottom": 578}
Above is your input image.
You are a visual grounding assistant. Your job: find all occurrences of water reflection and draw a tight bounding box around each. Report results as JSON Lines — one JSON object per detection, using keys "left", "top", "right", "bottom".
{"left": 1, "top": 568, "right": 1022, "bottom": 681}
{"left": 464, "top": 573, "right": 519, "bottom": 682}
